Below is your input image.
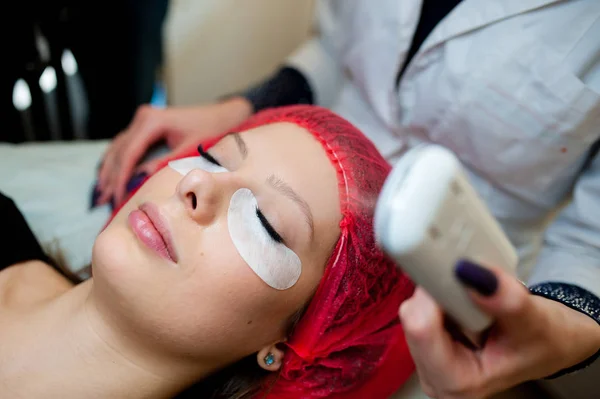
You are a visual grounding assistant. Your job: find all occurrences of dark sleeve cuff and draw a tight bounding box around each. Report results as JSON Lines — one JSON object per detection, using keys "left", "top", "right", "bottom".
{"left": 530, "top": 282, "right": 600, "bottom": 378}
{"left": 242, "top": 66, "right": 314, "bottom": 113}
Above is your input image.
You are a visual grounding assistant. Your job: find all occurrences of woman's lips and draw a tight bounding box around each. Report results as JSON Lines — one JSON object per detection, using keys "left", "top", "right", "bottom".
{"left": 128, "top": 203, "right": 178, "bottom": 263}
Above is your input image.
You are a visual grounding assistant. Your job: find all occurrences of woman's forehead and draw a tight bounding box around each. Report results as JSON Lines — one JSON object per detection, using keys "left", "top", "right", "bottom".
{"left": 235, "top": 122, "right": 342, "bottom": 248}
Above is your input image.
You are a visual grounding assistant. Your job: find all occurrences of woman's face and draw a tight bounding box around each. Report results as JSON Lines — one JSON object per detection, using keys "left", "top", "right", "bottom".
{"left": 92, "top": 122, "right": 341, "bottom": 367}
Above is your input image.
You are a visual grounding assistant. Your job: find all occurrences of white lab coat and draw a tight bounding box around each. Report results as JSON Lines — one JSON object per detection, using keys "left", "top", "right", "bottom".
{"left": 287, "top": 0, "right": 600, "bottom": 398}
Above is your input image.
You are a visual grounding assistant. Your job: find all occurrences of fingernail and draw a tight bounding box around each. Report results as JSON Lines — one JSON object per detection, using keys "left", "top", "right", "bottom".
{"left": 90, "top": 184, "right": 102, "bottom": 209}
{"left": 126, "top": 172, "right": 148, "bottom": 193}
{"left": 455, "top": 260, "right": 498, "bottom": 296}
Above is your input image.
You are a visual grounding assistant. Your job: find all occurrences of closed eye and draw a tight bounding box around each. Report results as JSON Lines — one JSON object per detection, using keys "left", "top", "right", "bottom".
{"left": 198, "top": 145, "right": 222, "bottom": 166}
{"left": 197, "top": 145, "right": 282, "bottom": 244}
{"left": 256, "top": 208, "right": 283, "bottom": 244}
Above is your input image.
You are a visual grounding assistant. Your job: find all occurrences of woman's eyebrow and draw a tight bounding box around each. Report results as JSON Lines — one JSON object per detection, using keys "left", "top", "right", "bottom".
{"left": 231, "top": 133, "right": 315, "bottom": 240}
{"left": 232, "top": 133, "right": 248, "bottom": 159}
{"left": 267, "top": 174, "right": 315, "bottom": 241}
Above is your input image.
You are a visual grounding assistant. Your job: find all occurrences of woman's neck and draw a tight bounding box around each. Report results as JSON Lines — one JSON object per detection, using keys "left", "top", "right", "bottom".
{"left": 1, "top": 280, "right": 208, "bottom": 399}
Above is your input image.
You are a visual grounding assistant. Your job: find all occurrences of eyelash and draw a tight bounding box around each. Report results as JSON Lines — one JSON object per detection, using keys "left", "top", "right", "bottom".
{"left": 198, "top": 145, "right": 284, "bottom": 244}
{"left": 256, "top": 208, "right": 283, "bottom": 243}
{"left": 198, "top": 145, "right": 222, "bottom": 166}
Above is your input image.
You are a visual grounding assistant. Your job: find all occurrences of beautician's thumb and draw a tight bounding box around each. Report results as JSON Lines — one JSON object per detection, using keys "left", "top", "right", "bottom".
{"left": 136, "top": 144, "right": 192, "bottom": 175}
{"left": 455, "top": 260, "right": 534, "bottom": 328}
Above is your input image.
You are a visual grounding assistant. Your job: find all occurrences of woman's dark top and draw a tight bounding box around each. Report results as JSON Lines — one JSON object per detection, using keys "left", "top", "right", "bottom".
{"left": 0, "top": 191, "right": 77, "bottom": 282}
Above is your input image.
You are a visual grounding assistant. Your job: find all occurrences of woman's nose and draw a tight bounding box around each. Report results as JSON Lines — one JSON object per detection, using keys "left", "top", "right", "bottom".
{"left": 176, "top": 169, "right": 222, "bottom": 224}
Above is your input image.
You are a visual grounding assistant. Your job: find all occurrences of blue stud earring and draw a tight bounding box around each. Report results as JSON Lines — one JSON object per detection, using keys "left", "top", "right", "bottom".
{"left": 264, "top": 353, "right": 275, "bottom": 367}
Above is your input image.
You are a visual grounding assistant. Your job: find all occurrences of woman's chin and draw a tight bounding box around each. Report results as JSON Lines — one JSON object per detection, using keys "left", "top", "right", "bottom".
{"left": 90, "top": 227, "right": 169, "bottom": 332}
{"left": 91, "top": 223, "right": 147, "bottom": 280}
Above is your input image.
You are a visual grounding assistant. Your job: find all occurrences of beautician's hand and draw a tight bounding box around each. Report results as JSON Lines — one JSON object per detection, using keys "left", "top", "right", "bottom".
{"left": 399, "top": 261, "right": 600, "bottom": 399}
{"left": 96, "top": 97, "right": 253, "bottom": 207}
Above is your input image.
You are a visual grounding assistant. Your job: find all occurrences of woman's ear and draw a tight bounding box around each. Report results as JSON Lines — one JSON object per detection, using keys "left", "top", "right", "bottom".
{"left": 257, "top": 343, "right": 285, "bottom": 372}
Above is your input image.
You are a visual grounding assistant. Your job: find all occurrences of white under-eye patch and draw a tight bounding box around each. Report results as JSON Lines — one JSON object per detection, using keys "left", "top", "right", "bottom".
{"left": 168, "top": 156, "right": 228, "bottom": 175}
{"left": 228, "top": 188, "right": 302, "bottom": 290}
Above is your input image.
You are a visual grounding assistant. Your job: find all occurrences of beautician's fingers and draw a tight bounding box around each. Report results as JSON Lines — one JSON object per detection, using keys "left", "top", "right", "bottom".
{"left": 98, "top": 104, "right": 149, "bottom": 189}
{"left": 400, "top": 287, "right": 497, "bottom": 399}
{"left": 97, "top": 111, "right": 144, "bottom": 204}
{"left": 455, "top": 262, "right": 558, "bottom": 384}
{"left": 399, "top": 288, "right": 458, "bottom": 370}
{"left": 98, "top": 133, "right": 125, "bottom": 191}
{"left": 463, "top": 263, "right": 600, "bottom": 376}
{"left": 457, "top": 262, "right": 536, "bottom": 332}
{"left": 112, "top": 107, "right": 172, "bottom": 206}
{"left": 402, "top": 263, "right": 600, "bottom": 398}
{"left": 98, "top": 135, "right": 133, "bottom": 206}
{"left": 97, "top": 133, "right": 129, "bottom": 205}
{"left": 97, "top": 105, "right": 168, "bottom": 206}
{"left": 101, "top": 100, "right": 254, "bottom": 206}
{"left": 135, "top": 141, "right": 195, "bottom": 176}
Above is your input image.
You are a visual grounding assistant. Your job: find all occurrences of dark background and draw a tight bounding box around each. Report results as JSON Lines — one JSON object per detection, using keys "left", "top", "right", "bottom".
{"left": 1, "top": 0, "right": 169, "bottom": 143}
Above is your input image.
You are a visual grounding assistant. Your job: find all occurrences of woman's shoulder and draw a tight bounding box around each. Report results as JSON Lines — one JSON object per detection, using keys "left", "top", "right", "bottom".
{"left": 0, "top": 260, "right": 72, "bottom": 313}
{"left": 0, "top": 192, "right": 74, "bottom": 311}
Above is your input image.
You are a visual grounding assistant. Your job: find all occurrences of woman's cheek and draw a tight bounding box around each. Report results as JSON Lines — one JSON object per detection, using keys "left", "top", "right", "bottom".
{"left": 182, "top": 228, "right": 260, "bottom": 291}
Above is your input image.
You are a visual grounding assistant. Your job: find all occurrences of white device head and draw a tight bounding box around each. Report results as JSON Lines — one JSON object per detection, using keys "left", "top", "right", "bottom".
{"left": 375, "top": 144, "right": 518, "bottom": 332}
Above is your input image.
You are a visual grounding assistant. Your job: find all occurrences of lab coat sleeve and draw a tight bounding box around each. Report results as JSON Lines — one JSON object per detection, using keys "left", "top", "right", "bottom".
{"left": 528, "top": 146, "right": 600, "bottom": 376}
{"left": 285, "top": 35, "right": 344, "bottom": 108}
{"left": 528, "top": 148, "right": 600, "bottom": 299}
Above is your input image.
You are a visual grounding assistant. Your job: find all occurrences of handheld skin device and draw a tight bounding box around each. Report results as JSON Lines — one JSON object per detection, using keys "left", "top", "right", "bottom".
{"left": 374, "top": 144, "right": 518, "bottom": 332}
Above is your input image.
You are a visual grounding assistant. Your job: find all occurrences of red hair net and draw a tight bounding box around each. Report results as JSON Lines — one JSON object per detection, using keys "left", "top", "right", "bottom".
{"left": 109, "top": 105, "right": 416, "bottom": 398}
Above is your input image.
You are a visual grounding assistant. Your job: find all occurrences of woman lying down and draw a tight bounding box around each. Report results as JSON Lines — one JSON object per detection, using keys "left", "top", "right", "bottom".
{"left": 0, "top": 106, "right": 416, "bottom": 399}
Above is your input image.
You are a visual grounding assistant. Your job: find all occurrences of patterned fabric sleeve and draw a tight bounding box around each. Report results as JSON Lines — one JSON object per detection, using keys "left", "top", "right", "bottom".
{"left": 530, "top": 282, "right": 600, "bottom": 378}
